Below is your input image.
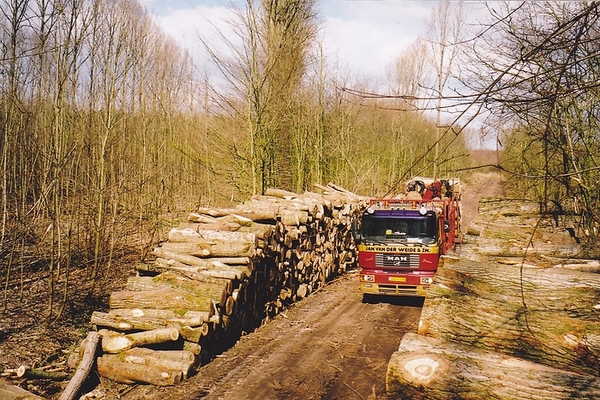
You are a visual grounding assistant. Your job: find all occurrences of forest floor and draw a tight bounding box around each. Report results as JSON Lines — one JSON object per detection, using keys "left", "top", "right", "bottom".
{"left": 1, "top": 170, "right": 510, "bottom": 399}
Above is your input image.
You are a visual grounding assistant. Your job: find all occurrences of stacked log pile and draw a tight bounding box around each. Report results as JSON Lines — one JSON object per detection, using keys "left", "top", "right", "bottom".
{"left": 80, "top": 184, "right": 366, "bottom": 388}
{"left": 387, "top": 197, "right": 600, "bottom": 399}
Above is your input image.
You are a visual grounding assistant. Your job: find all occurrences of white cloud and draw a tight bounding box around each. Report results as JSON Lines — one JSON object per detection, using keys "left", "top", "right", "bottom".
{"left": 150, "top": 5, "right": 238, "bottom": 73}
{"left": 318, "top": 2, "right": 433, "bottom": 82}
{"left": 147, "top": 1, "right": 436, "bottom": 82}
{"left": 148, "top": 1, "right": 490, "bottom": 86}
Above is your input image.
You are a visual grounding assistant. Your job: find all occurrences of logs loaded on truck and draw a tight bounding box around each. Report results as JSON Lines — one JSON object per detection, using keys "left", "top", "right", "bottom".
{"left": 354, "top": 177, "right": 462, "bottom": 297}
{"left": 28, "top": 183, "right": 366, "bottom": 398}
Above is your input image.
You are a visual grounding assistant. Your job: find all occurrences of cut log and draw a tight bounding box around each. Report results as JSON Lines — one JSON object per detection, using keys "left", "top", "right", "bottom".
{"left": 208, "top": 257, "right": 251, "bottom": 265}
{"left": 183, "top": 341, "right": 202, "bottom": 355}
{"left": 91, "top": 311, "right": 135, "bottom": 330}
{"left": 263, "top": 187, "right": 299, "bottom": 200}
{"left": 152, "top": 247, "right": 211, "bottom": 267}
{"left": 109, "top": 287, "right": 217, "bottom": 312}
{"left": 231, "top": 203, "right": 278, "bottom": 222}
{"left": 387, "top": 332, "right": 600, "bottom": 399}
{"left": 126, "top": 273, "right": 232, "bottom": 299}
{"left": 194, "top": 222, "right": 241, "bottom": 232}
{"left": 191, "top": 267, "right": 250, "bottom": 281}
{"left": 100, "top": 327, "right": 180, "bottom": 353}
{"left": 91, "top": 311, "right": 206, "bottom": 342}
{"left": 279, "top": 209, "right": 310, "bottom": 226}
{"left": 552, "top": 260, "right": 600, "bottom": 272}
{"left": 194, "top": 207, "right": 237, "bottom": 218}
{"left": 97, "top": 354, "right": 182, "bottom": 386}
{"left": 187, "top": 213, "right": 218, "bottom": 224}
{"left": 107, "top": 308, "right": 210, "bottom": 324}
{"left": 217, "top": 213, "right": 254, "bottom": 227}
{"left": 121, "top": 348, "right": 195, "bottom": 379}
{"left": 296, "top": 284, "right": 308, "bottom": 299}
{"left": 419, "top": 257, "right": 600, "bottom": 377}
{"left": 236, "top": 221, "right": 274, "bottom": 240}
{"left": 16, "top": 365, "right": 70, "bottom": 380}
{"left": 59, "top": 331, "right": 100, "bottom": 400}
{"left": 251, "top": 194, "right": 320, "bottom": 216}
{"left": 166, "top": 270, "right": 233, "bottom": 294}
{"left": 139, "top": 258, "right": 251, "bottom": 281}
{"left": 164, "top": 229, "right": 257, "bottom": 258}
{"left": 0, "top": 381, "right": 43, "bottom": 399}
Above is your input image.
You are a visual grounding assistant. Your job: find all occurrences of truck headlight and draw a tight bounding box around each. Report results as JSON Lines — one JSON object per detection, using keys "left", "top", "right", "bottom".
{"left": 362, "top": 275, "right": 375, "bottom": 282}
{"left": 420, "top": 277, "right": 433, "bottom": 284}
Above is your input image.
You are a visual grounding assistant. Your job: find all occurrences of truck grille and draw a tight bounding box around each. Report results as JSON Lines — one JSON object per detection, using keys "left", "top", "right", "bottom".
{"left": 375, "top": 253, "right": 420, "bottom": 268}
{"left": 379, "top": 284, "right": 419, "bottom": 295}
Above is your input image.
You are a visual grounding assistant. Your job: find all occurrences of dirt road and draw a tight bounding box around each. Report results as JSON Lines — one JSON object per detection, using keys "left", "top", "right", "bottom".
{"left": 122, "top": 271, "right": 423, "bottom": 400}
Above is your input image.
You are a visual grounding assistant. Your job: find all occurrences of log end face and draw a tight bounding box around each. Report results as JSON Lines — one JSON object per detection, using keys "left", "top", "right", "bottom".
{"left": 387, "top": 351, "right": 448, "bottom": 396}
{"left": 402, "top": 357, "right": 442, "bottom": 384}
{"left": 103, "top": 336, "right": 132, "bottom": 354}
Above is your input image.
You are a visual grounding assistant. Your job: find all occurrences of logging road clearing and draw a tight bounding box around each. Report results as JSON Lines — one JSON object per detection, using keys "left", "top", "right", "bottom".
{"left": 118, "top": 172, "right": 502, "bottom": 400}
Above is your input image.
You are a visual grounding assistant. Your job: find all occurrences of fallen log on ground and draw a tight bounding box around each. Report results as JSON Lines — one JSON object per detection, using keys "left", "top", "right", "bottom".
{"left": 387, "top": 332, "right": 600, "bottom": 400}
{"left": 59, "top": 331, "right": 100, "bottom": 400}
{"left": 0, "top": 381, "right": 43, "bottom": 400}
{"left": 16, "top": 365, "right": 70, "bottom": 381}
{"left": 417, "top": 251, "right": 600, "bottom": 377}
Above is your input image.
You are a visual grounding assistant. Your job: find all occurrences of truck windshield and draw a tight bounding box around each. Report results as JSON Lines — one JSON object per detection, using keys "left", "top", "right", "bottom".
{"left": 361, "top": 215, "right": 437, "bottom": 244}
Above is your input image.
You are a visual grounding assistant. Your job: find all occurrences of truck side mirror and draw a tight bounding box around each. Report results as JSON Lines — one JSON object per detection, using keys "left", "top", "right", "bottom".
{"left": 352, "top": 219, "right": 362, "bottom": 243}
{"left": 443, "top": 220, "right": 451, "bottom": 233}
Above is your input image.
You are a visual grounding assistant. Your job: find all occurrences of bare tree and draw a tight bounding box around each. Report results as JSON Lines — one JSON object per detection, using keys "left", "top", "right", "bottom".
{"left": 0, "top": 0, "right": 30, "bottom": 312}
{"left": 467, "top": 1, "right": 600, "bottom": 240}
{"left": 423, "top": 0, "right": 466, "bottom": 178}
{"left": 387, "top": 39, "right": 429, "bottom": 112}
{"left": 200, "top": 0, "right": 317, "bottom": 194}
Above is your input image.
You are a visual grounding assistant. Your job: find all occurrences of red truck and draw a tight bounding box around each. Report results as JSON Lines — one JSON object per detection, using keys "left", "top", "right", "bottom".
{"left": 355, "top": 177, "right": 462, "bottom": 297}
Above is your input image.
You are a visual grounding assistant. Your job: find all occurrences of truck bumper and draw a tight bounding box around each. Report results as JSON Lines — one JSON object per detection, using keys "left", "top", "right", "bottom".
{"left": 360, "top": 282, "right": 428, "bottom": 297}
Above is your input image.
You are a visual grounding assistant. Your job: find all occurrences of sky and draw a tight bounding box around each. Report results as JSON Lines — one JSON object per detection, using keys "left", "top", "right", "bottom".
{"left": 139, "top": 0, "right": 490, "bottom": 85}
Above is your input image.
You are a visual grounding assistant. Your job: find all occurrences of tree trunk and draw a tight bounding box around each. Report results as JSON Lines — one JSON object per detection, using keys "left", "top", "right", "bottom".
{"left": 0, "top": 381, "right": 43, "bottom": 400}
{"left": 97, "top": 354, "right": 182, "bottom": 386}
{"left": 120, "top": 348, "right": 195, "bottom": 379}
{"left": 16, "top": 365, "right": 70, "bottom": 380}
{"left": 139, "top": 257, "right": 251, "bottom": 281}
{"left": 107, "top": 308, "right": 211, "bottom": 323}
{"left": 387, "top": 332, "right": 600, "bottom": 400}
{"left": 109, "top": 287, "right": 217, "bottom": 312}
{"left": 418, "top": 257, "right": 600, "bottom": 377}
{"left": 90, "top": 311, "right": 206, "bottom": 342}
{"left": 165, "top": 228, "right": 257, "bottom": 258}
{"left": 100, "top": 327, "right": 179, "bottom": 353}
{"left": 126, "top": 272, "right": 232, "bottom": 300}
{"left": 59, "top": 331, "right": 100, "bottom": 400}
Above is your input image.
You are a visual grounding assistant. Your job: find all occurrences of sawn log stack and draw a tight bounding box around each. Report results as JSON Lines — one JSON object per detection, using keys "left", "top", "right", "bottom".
{"left": 83, "top": 184, "right": 366, "bottom": 387}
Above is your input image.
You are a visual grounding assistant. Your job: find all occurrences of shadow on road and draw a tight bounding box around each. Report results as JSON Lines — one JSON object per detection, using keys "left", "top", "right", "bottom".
{"left": 362, "top": 293, "right": 425, "bottom": 307}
